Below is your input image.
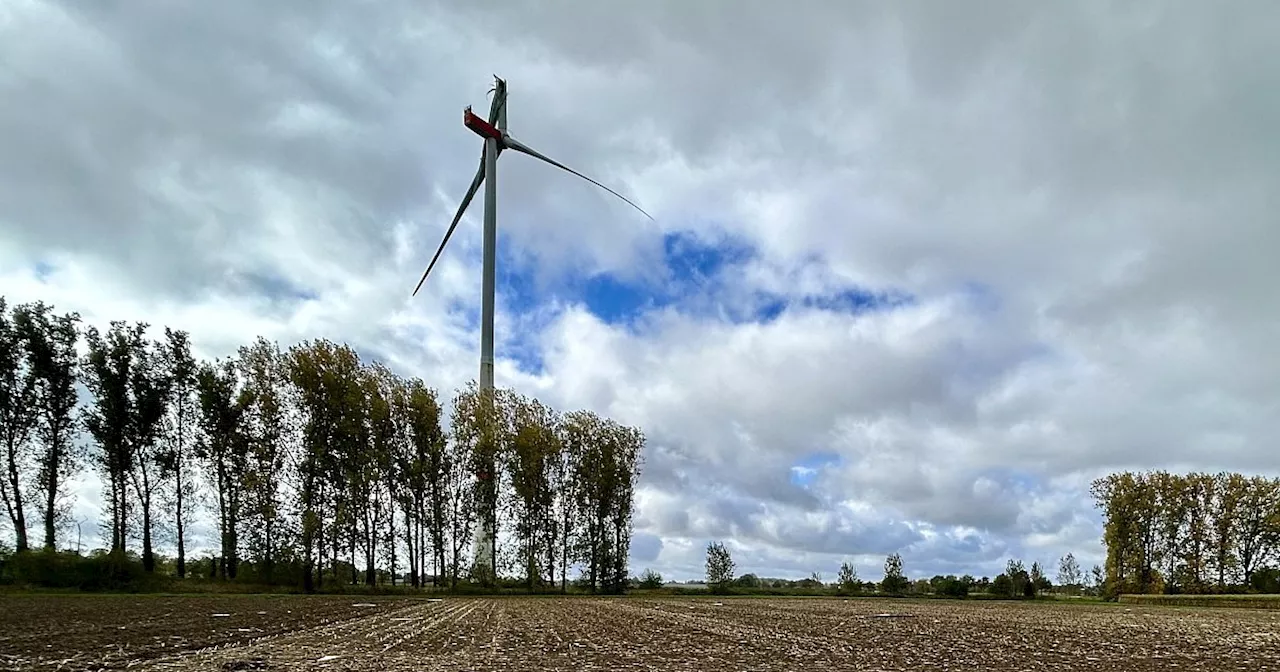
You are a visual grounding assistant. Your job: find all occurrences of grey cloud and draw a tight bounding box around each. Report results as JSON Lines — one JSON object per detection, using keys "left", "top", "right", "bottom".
{"left": 629, "top": 532, "right": 663, "bottom": 564}
{"left": 4, "top": 0, "right": 1278, "bottom": 581}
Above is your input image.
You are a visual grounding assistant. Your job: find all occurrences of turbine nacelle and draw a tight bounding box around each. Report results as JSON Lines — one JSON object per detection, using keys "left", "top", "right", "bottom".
{"left": 463, "top": 106, "right": 504, "bottom": 145}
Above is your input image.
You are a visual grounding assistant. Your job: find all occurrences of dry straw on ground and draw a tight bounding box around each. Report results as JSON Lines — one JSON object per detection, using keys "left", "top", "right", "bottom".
{"left": 2, "top": 595, "right": 1278, "bottom": 671}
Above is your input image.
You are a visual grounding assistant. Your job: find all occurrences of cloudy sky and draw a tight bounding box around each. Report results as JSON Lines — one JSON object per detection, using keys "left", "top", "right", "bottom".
{"left": 3, "top": 1, "right": 1278, "bottom": 582}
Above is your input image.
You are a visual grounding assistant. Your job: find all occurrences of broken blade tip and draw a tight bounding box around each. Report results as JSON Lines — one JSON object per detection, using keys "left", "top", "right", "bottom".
{"left": 508, "top": 139, "right": 652, "bottom": 217}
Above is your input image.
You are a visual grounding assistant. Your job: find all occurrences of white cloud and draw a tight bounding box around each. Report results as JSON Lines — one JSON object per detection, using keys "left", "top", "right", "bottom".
{"left": 2, "top": 0, "right": 1278, "bottom": 581}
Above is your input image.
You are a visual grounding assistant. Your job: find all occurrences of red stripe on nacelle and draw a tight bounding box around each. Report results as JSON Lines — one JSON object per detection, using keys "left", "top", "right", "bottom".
{"left": 464, "top": 106, "right": 503, "bottom": 141}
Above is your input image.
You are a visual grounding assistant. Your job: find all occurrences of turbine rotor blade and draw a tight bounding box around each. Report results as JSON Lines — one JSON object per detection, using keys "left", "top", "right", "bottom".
{"left": 503, "top": 135, "right": 653, "bottom": 221}
{"left": 412, "top": 158, "right": 486, "bottom": 296}
{"left": 487, "top": 77, "right": 506, "bottom": 125}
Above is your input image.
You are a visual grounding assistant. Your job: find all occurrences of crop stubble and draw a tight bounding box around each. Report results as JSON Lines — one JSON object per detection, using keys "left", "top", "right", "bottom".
{"left": 0, "top": 595, "right": 405, "bottom": 671}
{"left": 4, "top": 596, "right": 1279, "bottom": 671}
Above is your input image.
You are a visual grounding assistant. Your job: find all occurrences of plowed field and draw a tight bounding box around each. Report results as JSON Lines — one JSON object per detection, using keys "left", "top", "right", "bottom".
{"left": 3, "top": 595, "right": 1278, "bottom": 671}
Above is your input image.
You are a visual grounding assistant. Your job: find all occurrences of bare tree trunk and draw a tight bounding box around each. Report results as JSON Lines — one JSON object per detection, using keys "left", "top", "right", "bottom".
{"left": 364, "top": 507, "right": 376, "bottom": 586}
{"left": 331, "top": 527, "right": 339, "bottom": 583}
{"left": 175, "top": 467, "right": 187, "bottom": 577}
{"left": 429, "top": 514, "right": 438, "bottom": 588}
{"left": 405, "top": 507, "right": 417, "bottom": 588}
{"left": 141, "top": 494, "right": 153, "bottom": 572}
{"left": 303, "top": 548, "right": 314, "bottom": 594}
{"left": 110, "top": 477, "right": 120, "bottom": 553}
{"left": 174, "top": 396, "right": 188, "bottom": 578}
{"left": 2, "top": 439, "right": 28, "bottom": 553}
{"left": 389, "top": 502, "right": 397, "bottom": 587}
{"left": 389, "top": 508, "right": 398, "bottom": 587}
{"left": 228, "top": 496, "right": 240, "bottom": 580}
{"left": 175, "top": 517, "right": 186, "bottom": 577}
{"left": 349, "top": 522, "right": 358, "bottom": 585}
{"left": 217, "top": 483, "right": 229, "bottom": 579}
{"left": 301, "top": 483, "right": 314, "bottom": 593}
{"left": 264, "top": 516, "right": 274, "bottom": 584}
{"left": 42, "top": 441, "right": 59, "bottom": 550}
{"left": 112, "top": 473, "right": 128, "bottom": 555}
{"left": 546, "top": 518, "right": 556, "bottom": 590}
{"left": 132, "top": 466, "right": 156, "bottom": 572}
{"left": 561, "top": 509, "right": 570, "bottom": 594}
{"left": 312, "top": 499, "right": 324, "bottom": 591}
{"left": 424, "top": 509, "right": 435, "bottom": 586}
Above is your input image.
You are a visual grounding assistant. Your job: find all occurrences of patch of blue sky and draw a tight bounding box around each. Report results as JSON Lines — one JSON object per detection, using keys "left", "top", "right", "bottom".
{"left": 567, "top": 231, "right": 757, "bottom": 327}
{"left": 974, "top": 465, "right": 1041, "bottom": 493}
{"left": 751, "top": 287, "right": 917, "bottom": 323}
{"left": 503, "top": 336, "right": 547, "bottom": 376}
{"left": 33, "top": 260, "right": 54, "bottom": 281}
{"left": 494, "top": 237, "right": 554, "bottom": 374}
{"left": 661, "top": 230, "right": 757, "bottom": 285}
{"left": 789, "top": 450, "right": 842, "bottom": 487}
{"left": 754, "top": 295, "right": 790, "bottom": 322}
{"left": 445, "top": 297, "right": 480, "bottom": 334}
{"left": 496, "top": 236, "right": 540, "bottom": 315}
{"left": 489, "top": 226, "right": 921, "bottom": 354}
{"left": 581, "top": 272, "right": 674, "bottom": 325}
{"left": 959, "top": 280, "right": 1001, "bottom": 315}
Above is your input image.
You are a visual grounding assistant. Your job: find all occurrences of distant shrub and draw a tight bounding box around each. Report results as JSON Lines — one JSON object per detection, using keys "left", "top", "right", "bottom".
{"left": 705, "top": 541, "right": 735, "bottom": 594}
{"left": 937, "top": 577, "right": 969, "bottom": 598}
{"left": 880, "top": 553, "right": 909, "bottom": 595}
{"left": 639, "top": 568, "right": 664, "bottom": 590}
{"left": 0, "top": 549, "right": 167, "bottom": 592}
{"left": 1119, "top": 594, "right": 1280, "bottom": 610}
{"left": 991, "top": 574, "right": 1014, "bottom": 598}
{"left": 1251, "top": 568, "right": 1280, "bottom": 594}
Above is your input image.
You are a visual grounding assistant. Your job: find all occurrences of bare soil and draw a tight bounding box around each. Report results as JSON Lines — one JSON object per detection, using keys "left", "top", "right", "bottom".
{"left": 0, "top": 594, "right": 406, "bottom": 671}
{"left": 4, "top": 595, "right": 1278, "bottom": 671}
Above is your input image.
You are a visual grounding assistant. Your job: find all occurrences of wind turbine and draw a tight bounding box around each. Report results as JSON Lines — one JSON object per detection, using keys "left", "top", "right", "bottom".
{"left": 411, "top": 76, "right": 652, "bottom": 580}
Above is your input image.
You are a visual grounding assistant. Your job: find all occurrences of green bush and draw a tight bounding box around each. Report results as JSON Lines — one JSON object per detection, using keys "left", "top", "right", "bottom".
{"left": 1251, "top": 569, "right": 1280, "bottom": 594}
{"left": 938, "top": 577, "right": 969, "bottom": 598}
{"left": 1119, "top": 594, "right": 1280, "bottom": 609}
{"left": 638, "top": 568, "right": 663, "bottom": 589}
{"left": 0, "top": 549, "right": 169, "bottom": 592}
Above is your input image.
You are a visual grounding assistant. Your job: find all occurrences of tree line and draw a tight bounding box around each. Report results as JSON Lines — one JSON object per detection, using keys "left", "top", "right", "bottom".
{"left": 0, "top": 297, "right": 643, "bottom": 593}
{"left": 693, "top": 542, "right": 1105, "bottom": 599}
{"left": 1092, "top": 470, "right": 1280, "bottom": 596}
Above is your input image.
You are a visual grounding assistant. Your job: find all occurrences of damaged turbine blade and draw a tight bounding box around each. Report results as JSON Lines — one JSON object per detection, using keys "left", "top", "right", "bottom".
{"left": 503, "top": 135, "right": 653, "bottom": 221}
{"left": 487, "top": 78, "right": 506, "bottom": 127}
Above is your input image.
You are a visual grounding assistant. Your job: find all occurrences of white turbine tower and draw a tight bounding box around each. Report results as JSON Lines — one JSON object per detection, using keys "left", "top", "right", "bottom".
{"left": 411, "top": 76, "right": 652, "bottom": 581}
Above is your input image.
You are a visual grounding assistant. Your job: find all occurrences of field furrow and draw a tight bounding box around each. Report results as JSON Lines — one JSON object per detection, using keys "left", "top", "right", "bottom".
{"left": 5, "top": 595, "right": 1279, "bottom": 671}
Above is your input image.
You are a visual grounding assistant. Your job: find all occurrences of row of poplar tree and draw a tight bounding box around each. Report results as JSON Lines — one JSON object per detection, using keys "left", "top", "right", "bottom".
{"left": 0, "top": 297, "right": 643, "bottom": 593}
{"left": 1091, "top": 470, "right": 1280, "bottom": 595}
